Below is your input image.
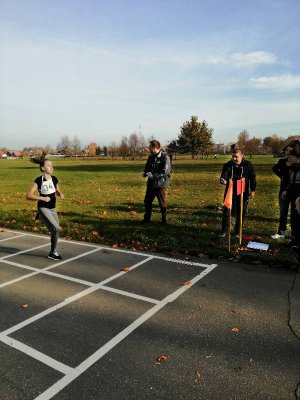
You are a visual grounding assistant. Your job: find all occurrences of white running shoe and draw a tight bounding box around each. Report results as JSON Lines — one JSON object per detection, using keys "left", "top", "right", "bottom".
{"left": 271, "top": 233, "right": 285, "bottom": 239}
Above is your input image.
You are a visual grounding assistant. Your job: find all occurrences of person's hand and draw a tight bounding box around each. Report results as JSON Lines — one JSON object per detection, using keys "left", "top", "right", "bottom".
{"left": 141, "top": 172, "right": 145, "bottom": 177}
{"left": 42, "top": 196, "right": 51, "bottom": 203}
{"left": 220, "top": 178, "right": 227, "bottom": 185}
{"left": 58, "top": 192, "right": 64, "bottom": 200}
{"left": 281, "top": 191, "right": 287, "bottom": 199}
{"left": 250, "top": 191, "right": 255, "bottom": 199}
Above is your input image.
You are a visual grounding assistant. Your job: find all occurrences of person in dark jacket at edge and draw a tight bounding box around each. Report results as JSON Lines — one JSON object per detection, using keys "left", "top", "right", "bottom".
{"left": 141, "top": 140, "right": 171, "bottom": 224}
{"left": 220, "top": 146, "right": 256, "bottom": 237}
{"left": 271, "top": 143, "right": 296, "bottom": 239}
{"left": 281, "top": 146, "right": 300, "bottom": 261}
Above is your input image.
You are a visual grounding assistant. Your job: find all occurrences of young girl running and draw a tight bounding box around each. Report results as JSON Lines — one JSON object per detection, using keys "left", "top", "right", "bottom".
{"left": 26, "top": 153, "right": 64, "bottom": 260}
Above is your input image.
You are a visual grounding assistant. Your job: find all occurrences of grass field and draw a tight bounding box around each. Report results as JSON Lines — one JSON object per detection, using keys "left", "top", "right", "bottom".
{"left": 0, "top": 156, "right": 296, "bottom": 267}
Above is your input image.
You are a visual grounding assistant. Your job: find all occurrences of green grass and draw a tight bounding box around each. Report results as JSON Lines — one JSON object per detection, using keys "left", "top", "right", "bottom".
{"left": 0, "top": 156, "right": 296, "bottom": 267}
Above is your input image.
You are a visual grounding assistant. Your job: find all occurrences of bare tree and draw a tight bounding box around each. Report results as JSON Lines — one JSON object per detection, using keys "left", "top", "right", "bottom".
{"left": 128, "top": 132, "right": 139, "bottom": 160}
{"left": 108, "top": 142, "right": 118, "bottom": 160}
{"left": 138, "top": 133, "right": 147, "bottom": 159}
{"left": 71, "top": 135, "right": 81, "bottom": 156}
{"left": 118, "top": 136, "right": 129, "bottom": 160}
{"left": 57, "top": 135, "right": 71, "bottom": 155}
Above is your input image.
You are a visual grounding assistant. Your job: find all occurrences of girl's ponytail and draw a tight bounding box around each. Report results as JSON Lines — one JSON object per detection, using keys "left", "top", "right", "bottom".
{"left": 30, "top": 150, "right": 48, "bottom": 171}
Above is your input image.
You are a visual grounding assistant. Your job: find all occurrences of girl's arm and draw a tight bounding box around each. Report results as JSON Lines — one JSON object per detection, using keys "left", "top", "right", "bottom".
{"left": 26, "top": 182, "right": 50, "bottom": 202}
{"left": 56, "top": 184, "right": 64, "bottom": 200}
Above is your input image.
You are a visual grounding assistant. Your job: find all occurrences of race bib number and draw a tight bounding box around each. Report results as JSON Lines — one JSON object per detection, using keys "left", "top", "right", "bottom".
{"left": 41, "top": 178, "right": 56, "bottom": 195}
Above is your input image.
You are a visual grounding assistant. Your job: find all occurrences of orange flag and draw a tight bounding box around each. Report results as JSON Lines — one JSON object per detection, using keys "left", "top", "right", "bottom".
{"left": 236, "top": 178, "right": 245, "bottom": 195}
{"left": 223, "top": 179, "right": 233, "bottom": 209}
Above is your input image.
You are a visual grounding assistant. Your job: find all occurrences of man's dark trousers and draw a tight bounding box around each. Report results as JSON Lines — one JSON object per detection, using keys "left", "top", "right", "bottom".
{"left": 222, "top": 197, "right": 248, "bottom": 235}
{"left": 144, "top": 182, "right": 167, "bottom": 222}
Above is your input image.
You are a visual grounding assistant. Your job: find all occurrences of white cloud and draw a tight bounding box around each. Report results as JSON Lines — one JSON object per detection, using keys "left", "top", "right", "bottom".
{"left": 231, "top": 51, "right": 276, "bottom": 67}
{"left": 250, "top": 74, "right": 300, "bottom": 91}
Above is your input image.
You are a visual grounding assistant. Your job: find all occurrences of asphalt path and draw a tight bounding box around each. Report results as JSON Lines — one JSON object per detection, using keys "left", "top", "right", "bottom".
{"left": 0, "top": 229, "right": 299, "bottom": 400}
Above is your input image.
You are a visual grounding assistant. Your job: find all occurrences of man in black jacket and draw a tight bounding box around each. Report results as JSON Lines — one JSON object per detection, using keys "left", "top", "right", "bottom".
{"left": 271, "top": 145, "right": 293, "bottom": 239}
{"left": 141, "top": 140, "right": 171, "bottom": 224}
{"left": 220, "top": 148, "right": 256, "bottom": 237}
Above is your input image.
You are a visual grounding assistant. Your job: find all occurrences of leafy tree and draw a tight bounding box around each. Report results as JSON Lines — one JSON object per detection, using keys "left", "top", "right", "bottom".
{"left": 177, "top": 116, "right": 213, "bottom": 159}
{"left": 167, "top": 139, "right": 179, "bottom": 160}
{"left": 87, "top": 142, "right": 97, "bottom": 157}
{"left": 244, "top": 137, "right": 261, "bottom": 158}
{"left": 268, "top": 134, "right": 285, "bottom": 155}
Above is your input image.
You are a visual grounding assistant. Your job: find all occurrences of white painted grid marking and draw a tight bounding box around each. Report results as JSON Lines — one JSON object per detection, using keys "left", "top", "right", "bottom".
{"left": 0, "top": 256, "right": 154, "bottom": 337}
{"left": 0, "top": 229, "right": 218, "bottom": 400}
{"left": 0, "top": 335, "right": 73, "bottom": 375}
{"left": 0, "top": 247, "right": 102, "bottom": 289}
{"left": 0, "top": 233, "right": 27, "bottom": 242}
{"left": 34, "top": 263, "right": 218, "bottom": 400}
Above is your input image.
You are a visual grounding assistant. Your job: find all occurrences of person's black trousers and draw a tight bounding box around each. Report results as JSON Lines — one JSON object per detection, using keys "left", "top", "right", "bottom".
{"left": 222, "top": 197, "right": 248, "bottom": 235}
{"left": 144, "top": 182, "right": 167, "bottom": 222}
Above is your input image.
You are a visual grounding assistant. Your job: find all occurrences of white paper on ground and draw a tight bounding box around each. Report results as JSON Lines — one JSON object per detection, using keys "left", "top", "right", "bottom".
{"left": 246, "top": 241, "right": 269, "bottom": 251}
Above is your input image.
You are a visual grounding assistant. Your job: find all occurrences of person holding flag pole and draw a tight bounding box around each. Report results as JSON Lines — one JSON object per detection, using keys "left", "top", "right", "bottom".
{"left": 220, "top": 147, "right": 256, "bottom": 248}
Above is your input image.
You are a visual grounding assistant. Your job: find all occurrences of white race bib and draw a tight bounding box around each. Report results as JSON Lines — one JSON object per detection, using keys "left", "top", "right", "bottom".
{"left": 41, "top": 178, "right": 56, "bottom": 195}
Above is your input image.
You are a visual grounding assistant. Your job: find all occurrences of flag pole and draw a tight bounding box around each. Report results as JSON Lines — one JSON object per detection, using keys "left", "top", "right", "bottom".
{"left": 228, "top": 205, "right": 231, "bottom": 252}
{"left": 239, "top": 180, "right": 244, "bottom": 246}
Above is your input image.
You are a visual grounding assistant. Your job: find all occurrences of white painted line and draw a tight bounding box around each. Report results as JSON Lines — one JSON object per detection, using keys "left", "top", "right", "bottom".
{"left": 99, "top": 285, "right": 160, "bottom": 304}
{"left": 34, "top": 263, "right": 218, "bottom": 400}
{"left": 0, "top": 272, "right": 39, "bottom": 289}
{"left": 162, "top": 264, "right": 218, "bottom": 303}
{"left": 3, "top": 229, "right": 215, "bottom": 268}
{"left": 0, "top": 334, "right": 73, "bottom": 375}
{"left": 103, "top": 246, "right": 212, "bottom": 267}
{"left": 1, "top": 243, "right": 50, "bottom": 260}
{"left": 0, "top": 259, "right": 40, "bottom": 272}
{"left": 3, "top": 229, "right": 99, "bottom": 249}
{"left": 42, "top": 271, "right": 95, "bottom": 287}
{"left": 1, "top": 256, "right": 154, "bottom": 336}
{"left": 0, "top": 247, "right": 102, "bottom": 289}
{"left": 0, "top": 234, "right": 27, "bottom": 242}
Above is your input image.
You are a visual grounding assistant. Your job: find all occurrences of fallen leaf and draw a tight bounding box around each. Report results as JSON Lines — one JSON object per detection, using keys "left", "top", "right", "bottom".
{"left": 122, "top": 266, "right": 130, "bottom": 272}
{"left": 91, "top": 230, "right": 100, "bottom": 236}
{"left": 194, "top": 370, "right": 202, "bottom": 384}
{"left": 181, "top": 281, "right": 192, "bottom": 286}
{"left": 230, "top": 327, "right": 240, "bottom": 333}
{"left": 21, "top": 303, "right": 28, "bottom": 309}
{"left": 156, "top": 355, "right": 168, "bottom": 364}
{"left": 112, "top": 243, "right": 118, "bottom": 248}
{"left": 249, "top": 357, "right": 254, "bottom": 364}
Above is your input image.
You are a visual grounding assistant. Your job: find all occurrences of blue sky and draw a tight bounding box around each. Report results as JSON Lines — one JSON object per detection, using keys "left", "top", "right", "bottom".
{"left": 0, "top": 0, "right": 299, "bottom": 149}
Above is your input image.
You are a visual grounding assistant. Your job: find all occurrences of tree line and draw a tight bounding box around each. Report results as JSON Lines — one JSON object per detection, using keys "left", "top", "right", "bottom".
{"left": 2, "top": 115, "right": 296, "bottom": 159}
